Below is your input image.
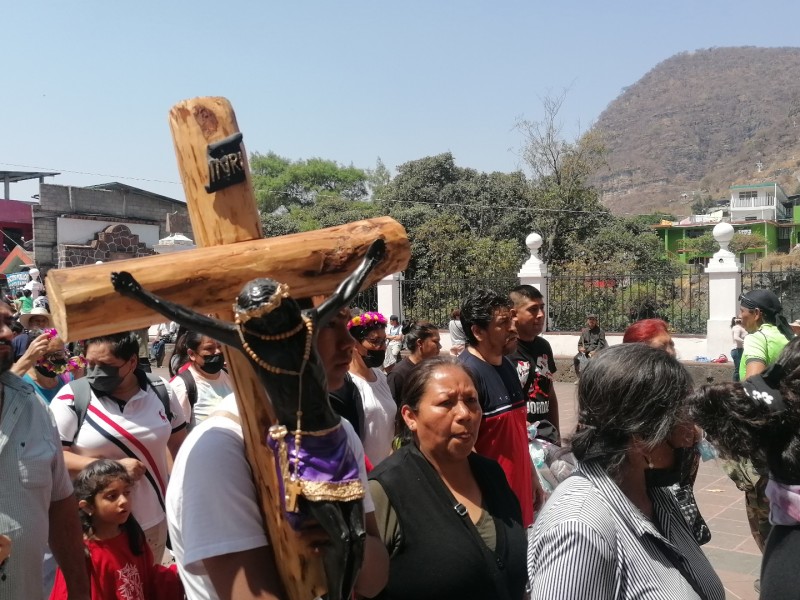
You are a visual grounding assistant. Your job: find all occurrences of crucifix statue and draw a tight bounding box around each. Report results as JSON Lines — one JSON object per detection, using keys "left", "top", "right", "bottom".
{"left": 46, "top": 97, "right": 410, "bottom": 600}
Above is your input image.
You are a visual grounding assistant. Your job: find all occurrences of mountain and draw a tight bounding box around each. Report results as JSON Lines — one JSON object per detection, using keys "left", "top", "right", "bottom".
{"left": 592, "top": 47, "right": 800, "bottom": 215}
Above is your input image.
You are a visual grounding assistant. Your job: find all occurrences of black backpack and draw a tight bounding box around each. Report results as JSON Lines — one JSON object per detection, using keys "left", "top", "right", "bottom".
{"left": 70, "top": 373, "right": 173, "bottom": 442}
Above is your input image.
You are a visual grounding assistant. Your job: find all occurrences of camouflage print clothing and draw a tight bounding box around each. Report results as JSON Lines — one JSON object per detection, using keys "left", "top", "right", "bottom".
{"left": 722, "top": 459, "right": 771, "bottom": 551}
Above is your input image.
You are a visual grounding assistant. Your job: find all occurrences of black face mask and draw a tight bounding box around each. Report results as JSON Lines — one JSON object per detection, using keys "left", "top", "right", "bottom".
{"left": 363, "top": 349, "right": 386, "bottom": 369}
{"left": 85, "top": 363, "right": 125, "bottom": 394}
{"left": 35, "top": 365, "right": 59, "bottom": 378}
{"left": 199, "top": 354, "right": 225, "bottom": 374}
{"left": 644, "top": 445, "right": 693, "bottom": 488}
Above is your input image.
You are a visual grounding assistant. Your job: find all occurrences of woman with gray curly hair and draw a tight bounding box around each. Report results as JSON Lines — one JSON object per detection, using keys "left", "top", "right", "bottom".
{"left": 529, "top": 343, "right": 724, "bottom": 600}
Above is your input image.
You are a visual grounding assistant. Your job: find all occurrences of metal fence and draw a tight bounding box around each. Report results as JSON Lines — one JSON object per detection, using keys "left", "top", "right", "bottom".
{"left": 351, "top": 285, "right": 378, "bottom": 314}
{"left": 547, "top": 267, "right": 709, "bottom": 334}
{"left": 400, "top": 277, "right": 519, "bottom": 328}
{"left": 741, "top": 267, "right": 800, "bottom": 322}
{"left": 355, "top": 268, "right": 716, "bottom": 334}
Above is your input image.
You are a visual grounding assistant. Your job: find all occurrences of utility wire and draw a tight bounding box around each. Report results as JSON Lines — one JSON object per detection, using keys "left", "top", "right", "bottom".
{"left": 0, "top": 162, "right": 181, "bottom": 185}
{"left": 0, "top": 228, "right": 25, "bottom": 250}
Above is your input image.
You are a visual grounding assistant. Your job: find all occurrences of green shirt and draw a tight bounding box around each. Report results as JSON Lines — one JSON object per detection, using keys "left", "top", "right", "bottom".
{"left": 740, "top": 323, "right": 789, "bottom": 380}
{"left": 19, "top": 296, "right": 33, "bottom": 313}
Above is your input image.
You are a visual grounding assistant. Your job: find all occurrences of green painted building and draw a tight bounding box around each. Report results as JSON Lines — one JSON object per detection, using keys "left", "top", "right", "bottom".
{"left": 653, "top": 182, "right": 800, "bottom": 265}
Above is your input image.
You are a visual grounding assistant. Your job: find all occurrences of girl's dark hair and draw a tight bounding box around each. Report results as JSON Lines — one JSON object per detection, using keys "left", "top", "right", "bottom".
{"left": 402, "top": 320, "right": 438, "bottom": 353}
{"left": 398, "top": 356, "right": 477, "bottom": 444}
{"left": 184, "top": 330, "right": 204, "bottom": 353}
{"left": 168, "top": 326, "right": 189, "bottom": 377}
{"left": 570, "top": 343, "right": 693, "bottom": 478}
{"left": 688, "top": 336, "right": 800, "bottom": 483}
{"left": 74, "top": 459, "right": 145, "bottom": 555}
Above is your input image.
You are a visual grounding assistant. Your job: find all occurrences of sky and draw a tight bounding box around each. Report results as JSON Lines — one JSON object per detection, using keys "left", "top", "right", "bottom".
{"left": 4, "top": 1, "right": 800, "bottom": 204}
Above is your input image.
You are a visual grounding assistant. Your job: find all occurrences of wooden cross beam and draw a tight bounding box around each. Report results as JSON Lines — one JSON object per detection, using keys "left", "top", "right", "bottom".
{"left": 46, "top": 97, "right": 410, "bottom": 599}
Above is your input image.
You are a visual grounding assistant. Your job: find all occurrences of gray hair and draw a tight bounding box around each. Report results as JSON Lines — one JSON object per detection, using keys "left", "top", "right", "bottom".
{"left": 570, "top": 343, "right": 693, "bottom": 478}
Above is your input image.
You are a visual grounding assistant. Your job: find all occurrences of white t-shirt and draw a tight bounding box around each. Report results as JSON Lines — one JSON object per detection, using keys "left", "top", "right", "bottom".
{"left": 51, "top": 374, "right": 186, "bottom": 529}
{"left": 350, "top": 368, "right": 397, "bottom": 465}
{"left": 169, "top": 366, "right": 234, "bottom": 428}
{"left": 166, "top": 394, "right": 373, "bottom": 600}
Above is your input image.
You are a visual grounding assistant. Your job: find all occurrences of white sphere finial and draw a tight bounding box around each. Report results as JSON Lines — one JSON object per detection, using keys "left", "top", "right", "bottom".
{"left": 713, "top": 222, "right": 734, "bottom": 247}
{"left": 705, "top": 222, "right": 739, "bottom": 271}
{"left": 526, "top": 233, "right": 543, "bottom": 254}
{"left": 519, "top": 232, "right": 546, "bottom": 276}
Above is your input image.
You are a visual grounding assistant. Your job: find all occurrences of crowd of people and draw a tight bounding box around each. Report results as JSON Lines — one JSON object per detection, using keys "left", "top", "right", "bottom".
{"left": 2, "top": 274, "right": 800, "bottom": 600}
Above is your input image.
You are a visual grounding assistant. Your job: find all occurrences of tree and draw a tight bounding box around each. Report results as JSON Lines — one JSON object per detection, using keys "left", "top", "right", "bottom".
{"left": 573, "top": 217, "right": 679, "bottom": 273}
{"left": 678, "top": 233, "right": 718, "bottom": 255}
{"left": 250, "top": 152, "right": 369, "bottom": 212}
{"left": 378, "top": 153, "right": 534, "bottom": 239}
{"left": 730, "top": 232, "right": 767, "bottom": 253}
{"left": 366, "top": 157, "right": 392, "bottom": 201}
{"left": 690, "top": 194, "right": 717, "bottom": 215}
{"left": 515, "top": 92, "right": 611, "bottom": 263}
{"left": 260, "top": 197, "right": 379, "bottom": 238}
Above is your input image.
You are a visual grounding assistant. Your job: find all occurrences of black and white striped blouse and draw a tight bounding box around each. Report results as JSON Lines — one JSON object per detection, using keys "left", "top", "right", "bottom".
{"left": 529, "top": 461, "right": 724, "bottom": 600}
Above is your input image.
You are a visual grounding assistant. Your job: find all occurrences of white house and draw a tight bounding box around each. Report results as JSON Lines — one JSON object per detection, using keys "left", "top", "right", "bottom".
{"left": 729, "top": 182, "right": 789, "bottom": 221}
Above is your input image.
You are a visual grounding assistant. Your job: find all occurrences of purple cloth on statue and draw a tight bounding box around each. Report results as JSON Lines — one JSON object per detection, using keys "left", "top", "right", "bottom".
{"left": 289, "top": 424, "right": 361, "bottom": 483}
{"left": 267, "top": 421, "right": 362, "bottom": 529}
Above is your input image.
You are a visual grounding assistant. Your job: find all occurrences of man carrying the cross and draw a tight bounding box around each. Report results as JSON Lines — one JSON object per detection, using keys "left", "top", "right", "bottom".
{"left": 166, "top": 306, "right": 389, "bottom": 600}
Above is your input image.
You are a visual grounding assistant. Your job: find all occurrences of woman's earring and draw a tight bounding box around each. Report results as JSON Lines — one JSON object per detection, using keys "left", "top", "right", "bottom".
{"left": 645, "top": 456, "right": 654, "bottom": 469}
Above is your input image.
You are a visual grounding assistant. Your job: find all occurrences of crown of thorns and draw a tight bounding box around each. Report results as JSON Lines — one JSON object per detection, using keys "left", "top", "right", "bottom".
{"left": 233, "top": 282, "right": 291, "bottom": 324}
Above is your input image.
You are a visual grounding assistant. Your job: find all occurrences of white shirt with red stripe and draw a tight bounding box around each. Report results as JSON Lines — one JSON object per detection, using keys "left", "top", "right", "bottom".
{"left": 50, "top": 374, "right": 187, "bottom": 530}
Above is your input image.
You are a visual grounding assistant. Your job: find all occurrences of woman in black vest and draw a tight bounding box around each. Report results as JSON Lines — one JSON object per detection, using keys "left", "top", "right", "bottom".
{"left": 369, "top": 356, "right": 527, "bottom": 600}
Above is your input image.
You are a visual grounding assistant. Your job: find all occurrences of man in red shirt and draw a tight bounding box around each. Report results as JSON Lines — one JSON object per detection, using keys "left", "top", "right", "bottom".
{"left": 457, "top": 288, "right": 543, "bottom": 527}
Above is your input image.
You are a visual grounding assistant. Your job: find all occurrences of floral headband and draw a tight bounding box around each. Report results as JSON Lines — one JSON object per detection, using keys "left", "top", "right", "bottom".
{"left": 36, "top": 328, "right": 87, "bottom": 375}
{"left": 347, "top": 311, "right": 387, "bottom": 330}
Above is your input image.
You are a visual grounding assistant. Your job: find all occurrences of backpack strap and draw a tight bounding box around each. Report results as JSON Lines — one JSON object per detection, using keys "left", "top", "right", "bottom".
{"left": 70, "top": 377, "right": 93, "bottom": 444}
{"left": 177, "top": 369, "right": 197, "bottom": 409}
{"left": 70, "top": 373, "right": 173, "bottom": 443}
{"left": 146, "top": 373, "right": 173, "bottom": 422}
{"left": 329, "top": 372, "right": 365, "bottom": 439}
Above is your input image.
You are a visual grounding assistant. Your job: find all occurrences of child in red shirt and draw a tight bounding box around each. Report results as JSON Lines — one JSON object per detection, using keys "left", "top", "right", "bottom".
{"left": 50, "top": 459, "right": 182, "bottom": 600}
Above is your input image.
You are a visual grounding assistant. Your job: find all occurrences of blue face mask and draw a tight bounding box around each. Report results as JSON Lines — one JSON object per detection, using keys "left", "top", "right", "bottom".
{"left": 85, "top": 363, "right": 125, "bottom": 394}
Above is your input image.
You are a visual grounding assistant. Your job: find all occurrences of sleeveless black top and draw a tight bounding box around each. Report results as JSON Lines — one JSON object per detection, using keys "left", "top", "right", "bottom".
{"left": 370, "top": 444, "right": 528, "bottom": 600}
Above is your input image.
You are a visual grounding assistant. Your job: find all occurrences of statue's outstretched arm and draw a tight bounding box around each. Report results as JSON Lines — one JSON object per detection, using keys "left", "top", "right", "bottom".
{"left": 315, "top": 239, "right": 386, "bottom": 327}
{"left": 111, "top": 271, "right": 240, "bottom": 348}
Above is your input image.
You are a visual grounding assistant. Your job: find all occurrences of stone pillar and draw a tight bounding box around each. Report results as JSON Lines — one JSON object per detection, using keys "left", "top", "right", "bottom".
{"left": 518, "top": 233, "right": 549, "bottom": 330}
{"left": 377, "top": 272, "right": 403, "bottom": 320}
{"left": 705, "top": 223, "right": 741, "bottom": 359}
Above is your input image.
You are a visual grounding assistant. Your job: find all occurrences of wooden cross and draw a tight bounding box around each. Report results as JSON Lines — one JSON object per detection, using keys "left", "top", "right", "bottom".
{"left": 46, "top": 97, "right": 410, "bottom": 599}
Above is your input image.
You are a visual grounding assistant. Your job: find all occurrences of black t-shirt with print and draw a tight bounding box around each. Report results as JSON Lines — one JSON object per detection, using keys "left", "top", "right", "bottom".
{"left": 508, "top": 336, "right": 557, "bottom": 424}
